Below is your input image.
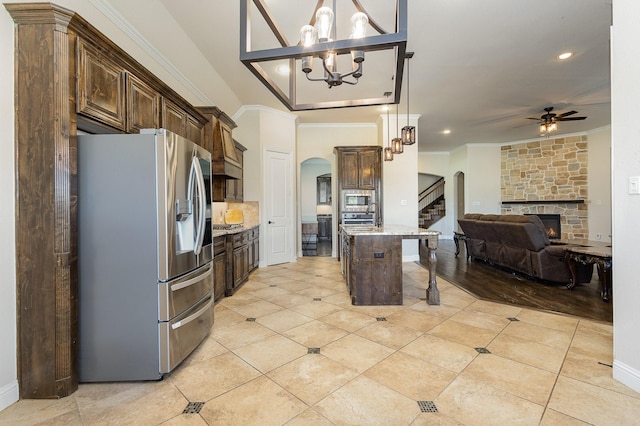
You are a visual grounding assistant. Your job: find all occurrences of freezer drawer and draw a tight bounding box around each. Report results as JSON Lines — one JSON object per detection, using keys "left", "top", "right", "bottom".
{"left": 158, "top": 262, "right": 213, "bottom": 321}
{"left": 159, "top": 290, "right": 214, "bottom": 373}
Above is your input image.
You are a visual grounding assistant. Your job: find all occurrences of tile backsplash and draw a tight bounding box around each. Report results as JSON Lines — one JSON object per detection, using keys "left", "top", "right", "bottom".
{"left": 212, "top": 201, "right": 260, "bottom": 228}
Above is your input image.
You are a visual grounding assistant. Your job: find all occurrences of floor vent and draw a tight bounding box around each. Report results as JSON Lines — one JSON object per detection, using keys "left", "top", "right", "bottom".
{"left": 475, "top": 347, "right": 491, "bottom": 354}
{"left": 270, "top": 284, "right": 277, "bottom": 287}
{"left": 313, "top": 298, "right": 322, "bottom": 301}
{"left": 417, "top": 401, "right": 438, "bottom": 413}
{"left": 183, "top": 402, "right": 204, "bottom": 414}
{"left": 246, "top": 318, "right": 256, "bottom": 322}
{"left": 376, "top": 317, "right": 387, "bottom": 321}
{"left": 507, "top": 317, "right": 519, "bottom": 321}
{"left": 308, "top": 347, "right": 321, "bottom": 354}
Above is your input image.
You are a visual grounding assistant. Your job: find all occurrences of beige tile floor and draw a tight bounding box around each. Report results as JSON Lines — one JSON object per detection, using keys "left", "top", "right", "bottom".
{"left": 2, "top": 256, "right": 639, "bottom": 425}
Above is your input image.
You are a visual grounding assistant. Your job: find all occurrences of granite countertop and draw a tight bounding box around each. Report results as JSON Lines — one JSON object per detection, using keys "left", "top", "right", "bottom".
{"left": 566, "top": 245, "right": 612, "bottom": 258}
{"left": 212, "top": 223, "right": 259, "bottom": 238}
{"left": 340, "top": 224, "right": 440, "bottom": 237}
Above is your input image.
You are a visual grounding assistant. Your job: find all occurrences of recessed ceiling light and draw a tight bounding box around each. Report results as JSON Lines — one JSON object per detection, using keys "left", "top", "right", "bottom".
{"left": 277, "top": 64, "right": 290, "bottom": 74}
{"left": 558, "top": 52, "right": 573, "bottom": 60}
{"left": 442, "top": 129, "right": 451, "bottom": 134}
{"left": 381, "top": 105, "right": 390, "bottom": 112}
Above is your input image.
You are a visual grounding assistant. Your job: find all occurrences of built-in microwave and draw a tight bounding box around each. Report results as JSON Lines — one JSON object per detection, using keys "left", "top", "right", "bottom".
{"left": 342, "top": 190, "right": 375, "bottom": 211}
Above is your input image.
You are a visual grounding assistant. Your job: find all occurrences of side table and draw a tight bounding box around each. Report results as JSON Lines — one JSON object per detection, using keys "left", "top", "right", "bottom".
{"left": 565, "top": 246, "right": 612, "bottom": 302}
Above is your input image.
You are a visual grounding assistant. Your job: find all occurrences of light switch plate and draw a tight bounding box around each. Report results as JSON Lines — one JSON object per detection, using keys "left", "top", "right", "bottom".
{"left": 630, "top": 176, "right": 640, "bottom": 194}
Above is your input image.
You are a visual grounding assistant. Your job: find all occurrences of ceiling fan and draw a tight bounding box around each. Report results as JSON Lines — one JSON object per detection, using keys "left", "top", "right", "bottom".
{"left": 526, "top": 106, "right": 587, "bottom": 134}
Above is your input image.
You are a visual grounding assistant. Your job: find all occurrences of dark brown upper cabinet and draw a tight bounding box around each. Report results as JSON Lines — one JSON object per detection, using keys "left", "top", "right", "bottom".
{"left": 77, "top": 38, "right": 126, "bottom": 130}
{"left": 126, "top": 74, "right": 160, "bottom": 133}
{"left": 334, "top": 146, "right": 380, "bottom": 190}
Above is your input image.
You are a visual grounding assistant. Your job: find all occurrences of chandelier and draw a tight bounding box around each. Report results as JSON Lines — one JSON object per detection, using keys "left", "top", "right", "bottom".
{"left": 240, "top": 0, "right": 408, "bottom": 111}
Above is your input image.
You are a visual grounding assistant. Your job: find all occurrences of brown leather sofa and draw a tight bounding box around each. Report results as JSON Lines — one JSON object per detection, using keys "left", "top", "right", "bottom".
{"left": 458, "top": 213, "right": 592, "bottom": 284}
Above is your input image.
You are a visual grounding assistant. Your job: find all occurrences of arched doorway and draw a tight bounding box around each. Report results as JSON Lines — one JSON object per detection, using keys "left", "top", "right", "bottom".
{"left": 300, "top": 158, "right": 332, "bottom": 256}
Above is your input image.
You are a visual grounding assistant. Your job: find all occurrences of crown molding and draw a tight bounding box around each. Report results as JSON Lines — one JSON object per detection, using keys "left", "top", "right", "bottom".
{"left": 232, "top": 105, "right": 298, "bottom": 122}
{"left": 88, "top": 0, "right": 212, "bottom": 105}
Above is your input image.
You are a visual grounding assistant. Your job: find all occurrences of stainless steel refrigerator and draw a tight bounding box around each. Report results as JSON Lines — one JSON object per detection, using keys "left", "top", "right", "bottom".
{"left": 78, "top": 129, "right": 214, "bottom": 382}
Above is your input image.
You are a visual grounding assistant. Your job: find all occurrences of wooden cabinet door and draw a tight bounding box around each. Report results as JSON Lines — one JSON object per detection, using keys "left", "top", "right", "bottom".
{"left": 186, "top": 115, "right": 203, "bottom": 145}
{"left": 358, "top": 150, "right": 378, "bottom": 190}
{"left": 252, "top": 236, "right": 259, "bottom": 270}
{"left": 162, "top": 98, "right": 187, "bottom": 137}
{"left": 213, "top": 253, "right": 226, "bottom": 302}
{"left": 126, "top": 74, "right": 160, "bottom": 133}
{"left": 341, "top": 151, "right": 359, "bottom": 189}
{"left": 232, "top": 245, "right": 249, "bottom": 288}
{"left": 77, "top": 38, "right": 126, "bottom": 130}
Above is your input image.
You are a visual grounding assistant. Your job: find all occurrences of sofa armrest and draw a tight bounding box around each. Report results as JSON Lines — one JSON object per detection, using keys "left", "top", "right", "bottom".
{"left": 543, "top": 244, "right": 570, "bottom": 258}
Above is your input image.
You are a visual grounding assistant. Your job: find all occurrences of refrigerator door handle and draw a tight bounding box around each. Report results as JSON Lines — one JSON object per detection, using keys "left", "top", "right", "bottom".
{"left": 188, "top": 156, "right": 207, "bottom": 255}
{"left": 171, "top": 295, "right": 214, "bottom": 330}
{"left": 170, "top": 264, "right": 213, "bottom": 292}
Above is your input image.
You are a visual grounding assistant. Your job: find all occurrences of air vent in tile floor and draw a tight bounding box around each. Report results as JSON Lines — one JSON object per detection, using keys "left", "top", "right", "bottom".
{"left": 475, "top": 347, "right": 491, "bottom": 354}
{"left": 417, "top": 401, "right": 438, "bottom": 413}
{"left": 246, "top": 318, "right": 256, "bottom": 322}
{"left": 183, "top": 402, "right": 204, "bottom": 414}
{"left": 313, "top": 298, "right": 322, "bottom": 301}
{"left": 308, "top": 348, "right": 320, "bottom": 354}
{"left": 270, "top": 284, "right": 277, "bottom": 287}
{"left": 376, "top": 317, "right": 387, "bottom": 321}
{"left": 507, "top": 317, "right": 519, "bottom": 321}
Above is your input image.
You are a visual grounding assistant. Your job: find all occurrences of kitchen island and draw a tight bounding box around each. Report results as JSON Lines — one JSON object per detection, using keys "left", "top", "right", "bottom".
{"left": 340, "top": 225, "right": 440, "bottom": 306}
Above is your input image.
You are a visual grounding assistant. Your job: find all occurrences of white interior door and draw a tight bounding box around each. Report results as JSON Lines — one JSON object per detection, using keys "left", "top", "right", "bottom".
{"left": 264, "top": 150, "right": 292, "bottom": 265}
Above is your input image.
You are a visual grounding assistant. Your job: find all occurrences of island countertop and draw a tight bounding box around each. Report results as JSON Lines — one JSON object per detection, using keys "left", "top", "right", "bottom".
{"left": 339, "top": 224, "right": 441, "bottom": 306}
{"left": 340, "top": 224, "right": 440, "bottom": 238}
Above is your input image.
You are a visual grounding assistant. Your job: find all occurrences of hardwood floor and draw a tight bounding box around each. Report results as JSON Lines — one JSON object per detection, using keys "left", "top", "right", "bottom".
{"left": 426, "top": 239, "right": 612, "bottom": 323}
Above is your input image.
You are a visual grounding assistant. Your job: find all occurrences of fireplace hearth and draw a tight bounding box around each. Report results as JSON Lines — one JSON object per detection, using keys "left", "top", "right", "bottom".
{"left": 526, "top": 214, "right": 561, "bottom": 239}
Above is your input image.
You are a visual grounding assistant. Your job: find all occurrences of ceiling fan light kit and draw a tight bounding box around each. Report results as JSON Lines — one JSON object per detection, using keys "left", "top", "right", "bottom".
{"left": 528, "top": 106, "right": 587, "bottom": 136}
{"left": 240, "top": 0, "right": 408, "bottom": 111}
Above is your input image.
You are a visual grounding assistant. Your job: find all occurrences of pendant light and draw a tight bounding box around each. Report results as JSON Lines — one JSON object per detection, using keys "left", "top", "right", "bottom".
{"left": 384, "top": 107, "right": 394, "bottom": 161}
{"left": 402, "top": 52, "right": 416, "bottom": 145}
{"left": 392, "top": 103, "right": 403, "bottom": 153}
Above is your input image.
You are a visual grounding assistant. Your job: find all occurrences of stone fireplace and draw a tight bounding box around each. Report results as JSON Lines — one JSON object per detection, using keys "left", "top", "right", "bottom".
{"left": 501, "top": 136, "right": 588, "bottom": 240}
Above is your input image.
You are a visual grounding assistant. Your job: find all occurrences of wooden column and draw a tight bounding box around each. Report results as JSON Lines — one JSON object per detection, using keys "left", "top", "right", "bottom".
{"left": 5, "top": 3, "right": 78, "bottom": 398}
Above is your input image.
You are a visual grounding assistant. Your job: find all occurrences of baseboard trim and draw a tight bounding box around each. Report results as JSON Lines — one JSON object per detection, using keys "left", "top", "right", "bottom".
{"left": 0, "top": 380, "right": 19, "bottom": 411}
{"left": 613, "top": 359, "right": 640, "bottom": 393}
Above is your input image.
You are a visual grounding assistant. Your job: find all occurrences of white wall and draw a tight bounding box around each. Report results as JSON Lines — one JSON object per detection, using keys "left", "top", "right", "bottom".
{"left": 587, "top": 127, "right": 612, "bottom": 242}
{"left": 611, "top": 0, "right": 640, "bottom": 393}
{"left": 380, "top": 114, "right": 421, "bottom": 260}
{"left": 466, "top": 144, "right": 502, "bottom": 215}
{"left": 0, "top": 4, "right": 17, "bottom": 411}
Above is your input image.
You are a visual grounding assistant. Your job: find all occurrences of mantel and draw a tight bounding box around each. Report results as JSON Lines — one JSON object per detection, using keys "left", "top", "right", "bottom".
{"left": 501, "top": 200, "right": 585, "bottom": 205}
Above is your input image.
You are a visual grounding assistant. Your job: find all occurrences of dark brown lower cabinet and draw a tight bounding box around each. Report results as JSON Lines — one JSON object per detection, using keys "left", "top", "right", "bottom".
{"left": 344, "top": 234, "right": 403, "bottom": 305}
{"left": 213, "top": 236, "right": 227, "bottom": 303}
{"left": 226, "top": 227, "right": 259, "bottom": 296}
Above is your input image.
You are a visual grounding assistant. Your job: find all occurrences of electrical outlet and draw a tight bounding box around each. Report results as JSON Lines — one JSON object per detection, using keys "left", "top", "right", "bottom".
{"left": 374, "top": 252, "right": 384, "bottom": 258}
{"left": 596, "top": 233, "right": 602, "bottom": 240}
